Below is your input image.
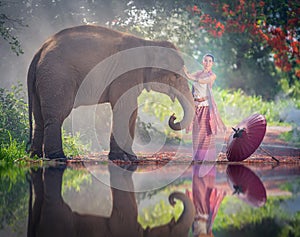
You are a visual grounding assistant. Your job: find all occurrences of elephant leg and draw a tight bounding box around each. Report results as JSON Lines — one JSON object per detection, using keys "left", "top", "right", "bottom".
{"left": 40, "top": 89, "right": 74, "bottom": 159}
{"left": 109, "top": 103, "right": 138, "bottom": 162}
{"left": 37, "top": 167, "right": 76, "bottom": 237}
{"left": 30, "top": 97, "right": 44, "bottom": 158}
{"left": 28, "top": 168, "right": 44, "bottom": 237}
{"left": 108, "top": 164, "right": 143, "bottom": 236}
{"left": 43, "top": 117, "right": 65, "bottom": 159}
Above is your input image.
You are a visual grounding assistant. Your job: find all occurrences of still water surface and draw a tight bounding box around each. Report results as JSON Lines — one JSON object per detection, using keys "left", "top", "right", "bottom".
{"left": 1, "top": 161, "right": 300, "bottom": 237}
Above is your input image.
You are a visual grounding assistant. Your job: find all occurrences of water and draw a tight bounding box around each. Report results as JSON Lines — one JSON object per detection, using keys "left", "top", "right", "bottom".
{"left": 1, "top": 161, "right": 300, "bottom": 237}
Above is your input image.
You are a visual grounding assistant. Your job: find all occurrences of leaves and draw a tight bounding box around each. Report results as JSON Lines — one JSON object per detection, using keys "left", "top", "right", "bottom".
{"left": 0, "top": 82, "right": 28, "bottom": 145}
{"left": 0, "top": 5, "right": 25, "bottom": 55}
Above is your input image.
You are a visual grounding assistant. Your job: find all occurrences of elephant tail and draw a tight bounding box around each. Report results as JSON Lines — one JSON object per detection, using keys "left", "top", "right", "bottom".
{"left": 26, "top": 49, "right": 42, "bottom": 153}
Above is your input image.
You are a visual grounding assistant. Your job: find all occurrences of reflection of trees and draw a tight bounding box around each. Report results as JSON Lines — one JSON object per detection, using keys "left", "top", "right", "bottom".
{"left": 279, "top": 177, "right": 300, "bottom": 195}
{"left": 0, "top": 165, "right": 92, "bottom": 235}
{"left": 0, "top": 166, "right": 28, "bottom": 234}
{"left": 137, "top": 183, "right": 300, "bottom": 237}
{"left": 136, "top": 178, "right": 189, "bottom": 229}
{"left": 1, "top": 164, "right": 300, "bottom": 237}
{"left": 138, "top": 168, "right": 300, "bottom": 236}
{"left": 213, "top": 194, "right": 300, "bottom": 237}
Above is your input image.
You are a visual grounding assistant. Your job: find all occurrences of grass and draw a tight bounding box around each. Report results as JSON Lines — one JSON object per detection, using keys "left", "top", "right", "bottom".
{"left": 279, "top": 129, "right": 300, "bottom": 147}
{"left": 0, "top": 133, "right": 27, "bottom": 164}
{"left": 213, "top": 87, "right": 299, "bottom": 126}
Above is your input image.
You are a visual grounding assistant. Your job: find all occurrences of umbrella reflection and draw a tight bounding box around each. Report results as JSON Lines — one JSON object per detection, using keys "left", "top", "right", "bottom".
{"left": 27, "top": 161, "right": 194, "bottom": 237}
{"left": 187, "top": 152, "right": 268, "bottom": 236}
{"left": 226, "top": 164, "right": 267, "bottom": 207}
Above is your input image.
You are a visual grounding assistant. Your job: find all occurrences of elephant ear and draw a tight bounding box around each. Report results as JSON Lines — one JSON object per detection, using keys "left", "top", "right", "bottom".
{"left": 143, "top": 68, "right": 173, "bottom": 89}
{"left": 118, "top": 35, "right": 145, "bottom": 51}
{"left": 157, "top": 41, "right": 184, "bottom": 72}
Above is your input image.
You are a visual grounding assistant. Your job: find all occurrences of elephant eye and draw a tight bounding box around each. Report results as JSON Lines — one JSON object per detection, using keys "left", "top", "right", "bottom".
{"left": 175, "top": 74, "right": 180, "bottom": 79}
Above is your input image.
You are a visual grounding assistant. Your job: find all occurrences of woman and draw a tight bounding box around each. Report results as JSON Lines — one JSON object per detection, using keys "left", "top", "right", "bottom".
{"left": 185, "top": 53, "right": 226, "bottom": 161}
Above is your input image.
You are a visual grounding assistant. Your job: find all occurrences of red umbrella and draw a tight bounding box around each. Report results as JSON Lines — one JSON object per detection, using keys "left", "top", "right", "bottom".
{"left": 226, "top": 164, "right": 267, "bottom": 207}
{"left": 226, "top": 113, "right": 267, "bottom": 161}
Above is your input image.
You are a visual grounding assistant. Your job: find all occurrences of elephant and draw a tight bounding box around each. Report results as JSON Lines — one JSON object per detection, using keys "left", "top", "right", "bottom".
{"left": 26, "top": 24, "right": 194, "bottom": 161}
{"left": 27, "top": 163, "right": 195, "bottom": 237}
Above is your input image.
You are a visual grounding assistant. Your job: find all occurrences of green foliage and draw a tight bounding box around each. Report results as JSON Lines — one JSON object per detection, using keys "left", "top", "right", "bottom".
{"left": 213, "top": 87, "right": 298, "bottom": 126}
{"left": 0, "top": 165, "right": 28, "bottom": 232}
{"left": 279, "top": 129, "right": 300, "bottom": 147}
{"left": 62, "top": 168, "right": 92, "bottom": 193}
{"left": 138, "top": 188, "right": 300, "bottom": 237}
{"left": 138, "top": 196, "right": 184, "bottom": 229}
{"left": 108, "top": 1, "right": 299, "bottom": 100}
{"left": 279, "top": 177, "right": 300, "bottom": 194}
{"left": 0, "top": 133, "right": 27, "bottom": 164}
{"left": 62, "top": 130, "right": 90, "bottom": 157}
{"left": 0, "top": 82, "right": 28, "bottom": 145}
{"left": 0, "top": 83, "right": 89, "bottom": 160}
{"left": 138, "top": 87, "right": 298, "bottom": 129}
{"left": 138, "top": 90, "right": 183, "bottom": 139}
{"left": 0, "top": 1, "right": 24, "bottom": 55}
{"left": 0, "top": 83, "right": 28, "bottom": 163}
{"left": 213, "top": 196, "right": 300, "bottom": 237}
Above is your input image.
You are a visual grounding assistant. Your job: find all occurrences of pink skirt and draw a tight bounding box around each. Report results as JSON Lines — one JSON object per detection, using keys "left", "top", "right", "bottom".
{"left": 192, "top": 106, "right": 215, "bottom": 156}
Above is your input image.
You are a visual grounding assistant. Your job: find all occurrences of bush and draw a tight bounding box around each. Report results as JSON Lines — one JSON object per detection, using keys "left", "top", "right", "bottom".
{"left": 0, "top": 83, "right": 28, "bottom": 145}
{"left": 0, "top": 83, "right": 88, "bottom": 160}
{"left": 0, "top": 132, "right": 27, "bottom": 163}
{"left": 213, "top": 87, "right": 298, "bottom": 126}
{"left": 138, "top": 87, "right": 299, "bottom": 128}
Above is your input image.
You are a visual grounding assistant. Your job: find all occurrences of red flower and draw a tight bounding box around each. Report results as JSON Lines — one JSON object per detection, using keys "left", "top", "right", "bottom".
{"left": 291, "top": 41, "right": 300, "bottom": 54}
{"left": 288, "top": 18, "right": 298, "bottom": 26}
{"left": 193, "top": 5, "right": 201, "bottom": 14}
{"left": 222, "top": 4, "right": 230, "bottom": 13}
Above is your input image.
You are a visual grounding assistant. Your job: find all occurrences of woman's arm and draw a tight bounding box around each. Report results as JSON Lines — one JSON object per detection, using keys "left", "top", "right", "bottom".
{"left": 188, "top": 70, "right": 216, "bottom": 84}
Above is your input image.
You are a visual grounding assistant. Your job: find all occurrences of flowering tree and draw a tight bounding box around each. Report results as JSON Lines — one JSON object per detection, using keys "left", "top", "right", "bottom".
{"left": 189, "top": 0, "right": 300, "bottom": 98}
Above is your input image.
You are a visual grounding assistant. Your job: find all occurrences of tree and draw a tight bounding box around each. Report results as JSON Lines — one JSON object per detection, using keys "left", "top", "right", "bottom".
{"left": 0, "top": 1, "right": 26, "bottom": 55}
{"left": 109, "top": 0, "right": 299, "bottom": 99}
{"left": 188, "top": 0, "right": 300, "bottom": 99}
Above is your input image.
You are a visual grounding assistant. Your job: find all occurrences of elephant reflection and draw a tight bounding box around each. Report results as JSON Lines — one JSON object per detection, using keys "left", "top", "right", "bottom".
{"left": 27, "top": 164, "right": 195, "bottom": 237}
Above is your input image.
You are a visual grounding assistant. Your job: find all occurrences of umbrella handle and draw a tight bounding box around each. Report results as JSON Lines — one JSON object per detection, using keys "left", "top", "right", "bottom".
{"left": 259, "top": 146, "right": 280, "bottom": 163}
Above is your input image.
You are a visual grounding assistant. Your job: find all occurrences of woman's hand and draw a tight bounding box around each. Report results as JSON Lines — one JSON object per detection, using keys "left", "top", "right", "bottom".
{"left": 183, "top": 66, "right": 195, "bottom": 81}
{"left": 183, "top": 66, "right": 216, "bottom": 84}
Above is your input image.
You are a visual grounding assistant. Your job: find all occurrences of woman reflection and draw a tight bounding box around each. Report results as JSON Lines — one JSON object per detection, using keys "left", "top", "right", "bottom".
{"left": 186, "top": 163, "right": 226, "bottom": 237}
{"left": 185, "top": 53, "right": 226, "bottom": 162}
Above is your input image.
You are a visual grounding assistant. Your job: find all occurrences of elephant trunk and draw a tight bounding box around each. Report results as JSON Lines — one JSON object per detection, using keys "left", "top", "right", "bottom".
{"left": 144, "top": 192, "right": 195, "bottom": 237}
{"left": 168, "top": 89, "right": 194, "bottom": 131}
{"left": 169, "top": 192, "right": 195, "bottom": 236}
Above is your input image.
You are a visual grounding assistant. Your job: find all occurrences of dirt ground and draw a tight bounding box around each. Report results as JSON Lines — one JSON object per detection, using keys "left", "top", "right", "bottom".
{"left": 139, "top": 125, "right": 300, "bottom": 164}
{"left": 71, "top": 126, "right": 299, "bottom": 166}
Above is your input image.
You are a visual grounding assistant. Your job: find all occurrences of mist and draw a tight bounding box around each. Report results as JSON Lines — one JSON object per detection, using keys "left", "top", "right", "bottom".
{"left": 0, "top": 0, "right": 129, "bottom": 90}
